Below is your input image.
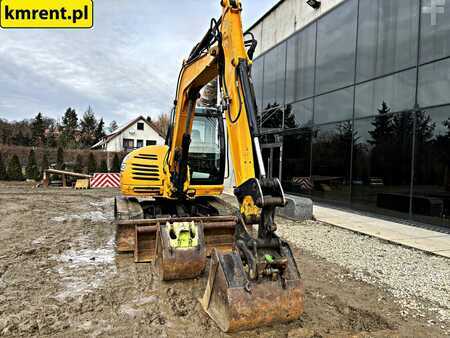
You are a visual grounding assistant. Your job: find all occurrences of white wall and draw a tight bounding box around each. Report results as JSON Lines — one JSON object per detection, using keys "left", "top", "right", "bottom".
{"left": 105, "top": 120, "right": 165, "bottom": 152}
{"left": 250, "top": 0, "right": 346, "bottom": 57}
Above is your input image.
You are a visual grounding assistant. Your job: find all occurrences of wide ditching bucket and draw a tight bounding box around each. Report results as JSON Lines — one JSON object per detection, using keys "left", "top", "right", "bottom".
{"left": 200, "top": 247, "right": 304, "bottom": 332}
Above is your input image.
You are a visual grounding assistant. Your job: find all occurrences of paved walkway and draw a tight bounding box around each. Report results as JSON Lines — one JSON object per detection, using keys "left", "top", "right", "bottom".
{"left": 222, "top": 189, "right": 450, "bottom": 258}
{"left": 314, "top": 205, "right": 450, "bottom": 258}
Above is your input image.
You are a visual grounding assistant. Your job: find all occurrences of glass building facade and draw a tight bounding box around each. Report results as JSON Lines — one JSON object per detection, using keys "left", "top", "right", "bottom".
{"left": 252, "top": 0, "right": 450, "bottom": 227}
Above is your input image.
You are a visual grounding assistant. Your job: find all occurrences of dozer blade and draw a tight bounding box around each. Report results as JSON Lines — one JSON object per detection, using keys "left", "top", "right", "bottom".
{"left": 200, "top": 248, "right": 304, "bottom": 333}
{"left": 135, "top": 225, "right": 157, "bottom": 263}
{"left": 114, "top": 196, "right": 144, "bottom": 252}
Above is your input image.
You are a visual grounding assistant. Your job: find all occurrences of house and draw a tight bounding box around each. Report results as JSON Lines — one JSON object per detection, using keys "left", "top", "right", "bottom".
{"left": 91, "top": 116, "right": 165, "bottom": 152}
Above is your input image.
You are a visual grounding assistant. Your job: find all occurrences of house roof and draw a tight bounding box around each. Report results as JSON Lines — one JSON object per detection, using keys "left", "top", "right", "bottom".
{"left": 91, "top": 115, "right": 165, "bottom": 149}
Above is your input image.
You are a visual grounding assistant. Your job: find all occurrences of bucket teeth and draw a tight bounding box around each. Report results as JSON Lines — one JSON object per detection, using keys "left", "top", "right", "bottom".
{"left": 200, "top": 248, "right": 304, "bottom": 333}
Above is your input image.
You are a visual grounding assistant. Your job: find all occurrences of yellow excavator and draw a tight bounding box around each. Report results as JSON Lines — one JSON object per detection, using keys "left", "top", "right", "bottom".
{"left": 114, "top": 0, "right": 304, "bottom": 332}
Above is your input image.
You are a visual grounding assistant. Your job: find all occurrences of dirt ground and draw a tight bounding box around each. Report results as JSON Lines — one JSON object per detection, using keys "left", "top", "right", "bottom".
{"left": 0, "top": 182, "right": 447, "bottom": 337}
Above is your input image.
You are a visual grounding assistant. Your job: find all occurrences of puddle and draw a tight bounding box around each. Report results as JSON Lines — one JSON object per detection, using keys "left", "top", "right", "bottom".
{"left": 50, "top": 211, "right": 113, "bottom": 223}
{"left": 52, "top": 237, "right": 116, "bottom": 300}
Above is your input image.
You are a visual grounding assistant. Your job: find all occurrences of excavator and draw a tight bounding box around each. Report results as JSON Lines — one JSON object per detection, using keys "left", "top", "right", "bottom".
{"left": 114, "top": 0, "right": 304, "bottom": 332}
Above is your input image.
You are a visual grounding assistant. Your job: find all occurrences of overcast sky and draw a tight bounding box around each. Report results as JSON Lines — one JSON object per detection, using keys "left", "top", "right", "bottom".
{"left": 0, "top": 0, "right": 277, "bottom": 125}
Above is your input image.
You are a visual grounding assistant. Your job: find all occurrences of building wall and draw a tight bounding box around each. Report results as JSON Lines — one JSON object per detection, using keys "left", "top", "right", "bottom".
{"left": 250, "top": 0, "right": 450, "bottom": 228}
{"left": 105, "top": 120, "right": 164, "bottom": 152}
{"left": 249, "top": 0, "right": 345, "bottom": 57}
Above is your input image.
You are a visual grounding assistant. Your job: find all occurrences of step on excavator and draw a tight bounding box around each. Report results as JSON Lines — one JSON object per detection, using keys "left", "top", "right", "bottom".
{"left": 114, "top": 0, "right": 304, "bottom": 332}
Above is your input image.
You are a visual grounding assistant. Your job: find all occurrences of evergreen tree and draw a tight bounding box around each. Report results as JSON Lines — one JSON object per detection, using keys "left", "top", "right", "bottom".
{"left": 95, "top": 118, "right": 106, "bottom": 143}
{"left": 59, "top": 107, "right": 78, "bottom": 147}
{"left": 111, "top": 153, "right": 121, "bottom": 172}
{"left": 99, "top": 159, "right": 108, "bottom": 173}
{"left": 56, "top": 147, "right": 65, "bottom": 170}
{"left": 41, "top": 153, "right": 49, "bottom": 179}
{"left": 25, "top": 149, "right": 40, "bottom": 181}
{"left": 108, "top": 120, "right": 119, "bottom": 133}
{"left": 0, "top": 153, "right": 6, "bottom": 180}
{"left": 80, "top": 106, "right": 98, "bottom": 147}
{"left": 7, "top": 155, "right": 24, "bottom": 181}
{"left": 368, "top": 102, "right": 393, "bottom": 145}
{"left": 31, "top": 113, "right": 46, "bottom": 146}
{"left": 73, "top": 154, "right": 84, "bottom": 173}
{"left": 45, "top": 124, "right": 58, "bottom": 148}
{"left": 87, "top": 153, "right": 97, "bottom": 174}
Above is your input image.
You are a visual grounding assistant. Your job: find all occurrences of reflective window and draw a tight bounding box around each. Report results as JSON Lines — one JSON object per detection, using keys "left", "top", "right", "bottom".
{"left": 351, "top": 113, "right": 413, "bottom": 217}
{"left": 412, "top": 106, "right": 450, "bottom": 227}
{"left": 189, "top": 115, "right": 223, "bottom": 184}
{"left": 357, "top": 0, "right": 419, "bottom": 82}
{"left": 251, "top": 57, "right": 264, "bottom": 111}
{"left": 285, "top": 99, "right": 313, "bottom": 129}
{"left": 316, "top": 0, "right": 357, "bottom": 94}
{"left": 282, "top": 131, "right": 312, "bottom": 195}
{"left": 286, "top": 24, "right": 316, "bottom": 103}
{"left": 420, "top": 0, "right": 450, "bottom": 63}
{"left": 355, "top": 69, "right": 416, "bottom": 118}
{"left": 262, "top": 43, "right": 286, "bottom": 110}
{"left": 261, "top": 106, "right": 284, "bottom": 131}
{"left": 312, "top": 121, "right": 353, "bottom": 204}
{"left": 315, "top": 87, "right": 354, "bottom": 125}
{"left": 418, "top": 58, "right": 450, "bottom": 107}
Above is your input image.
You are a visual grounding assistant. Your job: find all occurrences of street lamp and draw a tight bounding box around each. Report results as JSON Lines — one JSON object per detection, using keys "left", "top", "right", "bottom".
{"left": 306, "top": 0, "right": 321, "bottom": 9}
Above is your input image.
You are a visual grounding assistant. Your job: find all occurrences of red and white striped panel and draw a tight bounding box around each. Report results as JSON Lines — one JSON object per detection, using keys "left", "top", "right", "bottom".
{"left": 90, "top": 173, "right": 121, "bottom": 188}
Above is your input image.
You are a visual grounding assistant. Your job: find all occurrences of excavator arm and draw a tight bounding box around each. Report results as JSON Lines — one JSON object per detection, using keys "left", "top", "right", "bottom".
{"left": 166, "top": 0, "right": 286, "bottom": 234}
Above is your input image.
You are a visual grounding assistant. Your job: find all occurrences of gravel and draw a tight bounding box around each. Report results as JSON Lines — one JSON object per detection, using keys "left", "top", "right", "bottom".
{"left": 276, "top": 219, "right": 450, "bottom": 326}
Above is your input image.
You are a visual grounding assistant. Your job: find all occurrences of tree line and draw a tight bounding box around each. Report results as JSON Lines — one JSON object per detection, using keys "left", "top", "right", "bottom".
{"left": 0, "top": 148, "right": 122, "bottom": 181}
{"left": 0, "top": 106, "right": 122, "bottom": 149}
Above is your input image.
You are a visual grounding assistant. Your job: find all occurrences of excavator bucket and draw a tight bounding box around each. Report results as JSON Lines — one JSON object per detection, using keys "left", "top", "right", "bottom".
{"left": 200, "top": 247, "right": 304, "bottom": 332}
{"left": 154, "top": 221, "right": 207, "bottom": 280}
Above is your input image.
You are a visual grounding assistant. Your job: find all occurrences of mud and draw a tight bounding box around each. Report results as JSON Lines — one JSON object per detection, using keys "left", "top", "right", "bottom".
{"left": 0, "top": 182, "right": 446, "bottom": 337}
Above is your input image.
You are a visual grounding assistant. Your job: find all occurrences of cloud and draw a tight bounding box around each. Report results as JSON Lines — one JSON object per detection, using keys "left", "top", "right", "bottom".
{"left": 0, "top": 0, "right": 277, "bottom": 124}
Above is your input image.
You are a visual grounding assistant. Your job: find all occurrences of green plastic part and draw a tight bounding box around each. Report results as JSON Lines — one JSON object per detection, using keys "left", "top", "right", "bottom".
{"left": 264, "top": 254, "right": 274, "bottom": 263}
{"left": 167, "top": 221, "right": 198, "bottom": 249}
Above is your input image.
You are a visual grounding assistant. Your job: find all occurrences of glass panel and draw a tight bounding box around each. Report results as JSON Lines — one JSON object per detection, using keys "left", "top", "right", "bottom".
{"left": 251, "top": 57, "right": 264, "bottom": 111}
{"left": 189, "top": 115, "right": 223, "bottom": 184}
{"left": 316, "top": 0, "right": 357, "bottom": 94}
{"left": 418, "top": 58, "right": 450, "bottom": 108}
{"left": 286, "top": 24, "right": 317, "bottom": 103}
{"left": 355, "top": 69, "right": 416, "bottom": 118}
{"left": 357, "top": 0, "right": 419, "bottom": 82}
{"left": 284, "top": 99, "right": 313, "bottom": 129}
{"left": 285, "top": 36, "right": 297, "bottom": 105}
{"left": 262, "top": 43, "right": 286, "bottom": 110}
{"left": 311, "top": 121, "right": 353, "bottom": 204}
{"left": 282, "top": 131, "right": 312, "bottom": 195}
{"left": 420, "top": 0, "right": 450, "bottom": 63}
{"left": 315, "top": 87, "right": 354, "bottom": 125}
{"left": 351, "top": 113, "right": 413, "bottom": 218}
{"left": 412, "top": 106, "right": 450, "bottom": 227}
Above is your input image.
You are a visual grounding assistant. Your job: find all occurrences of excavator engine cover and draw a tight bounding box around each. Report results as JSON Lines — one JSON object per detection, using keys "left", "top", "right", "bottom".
{"left": 155, "top": 221, "right": 206, "bottom": 280}
{"left": 200, "top": 247, "right": 304, "bottom": 332}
